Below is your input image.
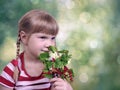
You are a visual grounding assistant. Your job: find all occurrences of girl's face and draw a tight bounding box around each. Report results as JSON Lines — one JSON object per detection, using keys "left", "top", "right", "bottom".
{"left": 24, "top": 32, "right": 56, "bottom": 59}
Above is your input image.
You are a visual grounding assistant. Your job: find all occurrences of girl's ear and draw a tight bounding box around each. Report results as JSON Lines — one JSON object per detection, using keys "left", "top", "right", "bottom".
{"left": 19, "top": 31, "right": 28, "bottom": 45}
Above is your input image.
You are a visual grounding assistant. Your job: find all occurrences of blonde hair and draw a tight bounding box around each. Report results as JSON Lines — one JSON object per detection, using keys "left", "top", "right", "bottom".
{"left": 16, "top": 10, "right": 59, "bottom": 58}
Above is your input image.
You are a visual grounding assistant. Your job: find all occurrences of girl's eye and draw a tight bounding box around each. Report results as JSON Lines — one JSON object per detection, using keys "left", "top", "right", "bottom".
{"left": 51, "top": 37, "right": 56, "bottom": 40}
{"left": 39, "top": 36, "right": 47, "bottom": 39}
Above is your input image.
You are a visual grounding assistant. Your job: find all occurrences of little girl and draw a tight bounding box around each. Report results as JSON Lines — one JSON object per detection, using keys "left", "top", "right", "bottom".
{"left": 0, "top": 10, "right": 73, "bottom": 90}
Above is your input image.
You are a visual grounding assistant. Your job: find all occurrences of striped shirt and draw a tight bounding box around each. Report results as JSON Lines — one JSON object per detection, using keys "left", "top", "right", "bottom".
{"left": 0, "top": 53, "right": 51, "bottom": 90}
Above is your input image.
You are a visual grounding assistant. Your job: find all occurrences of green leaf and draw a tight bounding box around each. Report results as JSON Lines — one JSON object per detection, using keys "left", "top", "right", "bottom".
{"left": 39, "top": 52, "right": 49, "bottom": 61}
{"left": 46, "top": 61, "right": 52, "bottom": 70}
{"left": 44, "top": 74, "right": 53, "bottom": 78}
{"left": 58, "top": 50, "right": 68, "bottom": 53}
{"left": 48, "top": 46, "right": 57, "bottom": 53}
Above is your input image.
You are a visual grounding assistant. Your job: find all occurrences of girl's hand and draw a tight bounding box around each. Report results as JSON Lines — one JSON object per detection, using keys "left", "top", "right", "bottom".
{"left": 50, "top": 78, "right": 73, "bottom": 90}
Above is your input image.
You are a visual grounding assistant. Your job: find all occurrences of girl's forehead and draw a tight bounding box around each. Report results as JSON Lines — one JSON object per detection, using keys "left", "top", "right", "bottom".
{"left": 32, "top": 32, "right": 56, "bottom": 37}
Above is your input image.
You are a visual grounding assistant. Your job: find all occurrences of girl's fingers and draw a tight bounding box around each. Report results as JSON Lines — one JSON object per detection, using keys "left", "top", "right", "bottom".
{"left": 50, "top": 78, "right": 63, "bottom": 83}
{"left": 50, "top": 78, "right": 68, "bottom": 90}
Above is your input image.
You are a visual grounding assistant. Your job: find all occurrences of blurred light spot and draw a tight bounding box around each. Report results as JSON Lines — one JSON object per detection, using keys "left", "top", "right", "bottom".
{"left": 65, "top": 0, "right": 75, "bottom": 9}
{"left": 60, "top": 0, "right": 75, "bottom": 9}
{"left": 79, "top": 73, "right": 88, "bottom": 83}
{"left": 58, "top": 22, "right": 75, "bottom": 43}
{"left": 89, "top": 40, "right": 98, "bottom": 49}
{"left": 79, "top": 12, "right": 91, "bottom": 23}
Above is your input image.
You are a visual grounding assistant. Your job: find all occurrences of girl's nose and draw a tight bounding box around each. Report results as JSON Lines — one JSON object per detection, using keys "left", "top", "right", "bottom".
{"left": 45, "top": 40, "right": 55, "bottom": 48}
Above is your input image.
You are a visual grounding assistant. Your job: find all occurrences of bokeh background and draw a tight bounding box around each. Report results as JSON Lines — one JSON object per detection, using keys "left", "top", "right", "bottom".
{"left": 0, "top": 0, "right": 120, "bottom": 90}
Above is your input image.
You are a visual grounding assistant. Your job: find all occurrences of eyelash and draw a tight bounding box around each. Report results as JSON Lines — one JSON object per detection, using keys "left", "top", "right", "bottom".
{"left": 39, "top": 36, "right": 47, "bottom": 39}
{"left": 52, "top": 37, "right": 55, "bottom": 40}
{"left": 39, "top": 36, "right": 55, "bottom": 40}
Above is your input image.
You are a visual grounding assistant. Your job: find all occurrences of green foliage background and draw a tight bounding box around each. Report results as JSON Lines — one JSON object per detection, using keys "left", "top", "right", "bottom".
{"left": 0, "top": 0, "right": 120, "bottom": 90}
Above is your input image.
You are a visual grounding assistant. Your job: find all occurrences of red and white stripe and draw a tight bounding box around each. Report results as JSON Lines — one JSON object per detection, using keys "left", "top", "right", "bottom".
{"left": 0, "top": 53, "right": 51, "bottom": 90}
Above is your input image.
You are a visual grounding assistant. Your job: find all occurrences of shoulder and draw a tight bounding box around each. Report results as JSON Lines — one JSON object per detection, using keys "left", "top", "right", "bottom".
{"left": 0, "top": 59, "right": 17, "bottom": 89}
{"left": 0, "top": 53, "right": 23, "bottom": 89}
{"left": 0, "top": 59, "right": 18, "bottom": 76}
{"left": 3, "top": 59, "right": 18, "bottom": 72}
